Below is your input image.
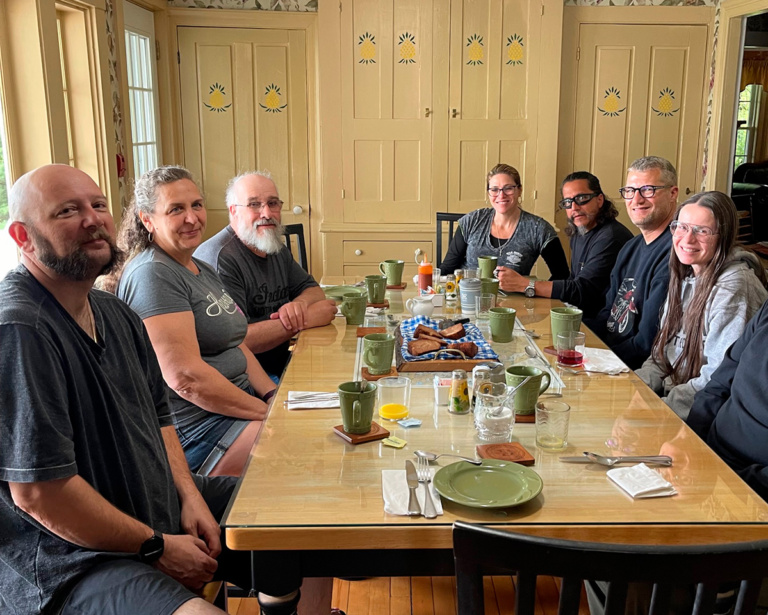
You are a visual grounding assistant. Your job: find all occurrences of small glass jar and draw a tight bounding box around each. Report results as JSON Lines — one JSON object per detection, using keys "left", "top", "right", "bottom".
{"left": 449, "top": 369, "right": 470, "bottom": 414}
{"left": 445, "top": 274, "right": 457, "bottom": 301}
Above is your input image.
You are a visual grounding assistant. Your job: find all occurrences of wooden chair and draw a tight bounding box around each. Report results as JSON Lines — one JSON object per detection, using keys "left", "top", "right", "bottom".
{"left": 436, "top": 212, "right": 463, "bottom": 269}
{"left": 283, "top": 223, "right": 308, "bottom": 272}
{"left": 201, "top": 580, "right": 226, "bottom": 609}
{"left": 453, "top": 520, "right": 768, "bottom": 615}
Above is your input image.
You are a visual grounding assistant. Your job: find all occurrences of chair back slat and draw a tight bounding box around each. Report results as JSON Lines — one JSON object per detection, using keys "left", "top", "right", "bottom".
{"left": 282, "top": 223, "right": 308, "bottom": 271}
{"left": 435, "top": 212, "right": 464, "bottom": 269}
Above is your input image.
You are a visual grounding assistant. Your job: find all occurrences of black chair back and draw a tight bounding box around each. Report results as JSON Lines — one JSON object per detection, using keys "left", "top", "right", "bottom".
{"left": 453, "top": 521, "right": 768, "bottom": 615}
{"left": 282, "top": 223, "right": 308, "bottom": 272}
{"left": 436, "top": 212, "right": 463, "bottom": 269}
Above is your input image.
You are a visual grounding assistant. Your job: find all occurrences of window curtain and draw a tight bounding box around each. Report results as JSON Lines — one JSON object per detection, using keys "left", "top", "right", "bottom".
{"left": 741, "top": 60, "right": 768, "bottom": 92}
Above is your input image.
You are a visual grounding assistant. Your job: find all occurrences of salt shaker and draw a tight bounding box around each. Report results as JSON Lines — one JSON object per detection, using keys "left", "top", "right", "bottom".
{"left": 449, "top": 369, "right": 470, "bottom": 414}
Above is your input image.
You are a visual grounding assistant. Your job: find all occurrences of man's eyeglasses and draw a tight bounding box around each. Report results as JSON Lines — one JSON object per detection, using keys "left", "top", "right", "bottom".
{"left": 487, "top": 185, "right": 519, "bottom": 197}
{"left": 670, "top": 220, "right": 718, "bottom": 238}
{"left": 619, "top": 185, "right": 672, "bottom": 199}
{"left": 233, "top": 199, "right": 284, "bottom": 212}
{"left": 559, "top": 192, "right": 599, "bottom": 210}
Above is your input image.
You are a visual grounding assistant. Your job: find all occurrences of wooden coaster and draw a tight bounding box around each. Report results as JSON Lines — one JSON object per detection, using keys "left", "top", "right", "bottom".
{"left": 476, "top": 443, "right": 535, "bottom": 466}
{"left": 386, "top": 283, "right": 407, "bottom": 290}
{"left": 333, "top": 421, "right": 390, "bottom": 445}
{"left": 516, "top": 412, "right": 535, "bottom": 423}
{"left": 361, "top": 366, "right": 398, "bottom": 381}
{"left": 543, "top": 345, "right": 558, "bottom": 356}
{"left": 357, "top": 327, "right": 386, "bottom": 337}
{"left": 368, "top": 299, "right": 390, "bottom": 308}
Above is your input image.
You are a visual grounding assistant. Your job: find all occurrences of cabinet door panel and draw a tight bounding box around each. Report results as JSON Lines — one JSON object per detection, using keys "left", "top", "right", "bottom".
{"left": 342, "top": 0, "right": 433, "bottom": 223}
{"left": 574, "top": 24, "right": 707, "bottom": 231}
{"left": 448, "top": 0, "right": 541, "bottom": 214}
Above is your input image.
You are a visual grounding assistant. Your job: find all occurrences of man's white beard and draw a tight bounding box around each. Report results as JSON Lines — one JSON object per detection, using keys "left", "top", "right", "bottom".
{"left": 236, "top": 219, "right": 286, "bottom": 254}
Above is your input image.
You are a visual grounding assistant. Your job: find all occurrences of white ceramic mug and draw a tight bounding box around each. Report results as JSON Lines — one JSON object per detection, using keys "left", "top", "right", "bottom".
{"left": 405, "top": 296, "right": 435, "bottom": 317}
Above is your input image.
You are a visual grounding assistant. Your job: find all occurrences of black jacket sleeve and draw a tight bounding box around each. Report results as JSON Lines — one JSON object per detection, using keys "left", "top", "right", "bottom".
{"left": 541, "top": 239, "right": 569, "bottom": 280}
{"left": 439, "top": 227, "right": 467, "bottom": 273}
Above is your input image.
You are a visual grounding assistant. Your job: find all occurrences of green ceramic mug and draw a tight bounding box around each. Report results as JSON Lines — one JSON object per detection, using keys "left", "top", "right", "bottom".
{"left": 477, "top": 255, "right": 498, "bottom": 279}
{"left": 338, "top": 381, "right": 377, "bottom": 434}
{"left": 365, "top": 274, "right": 387, "bottom": 304}
{"left": 363, "top": 333, "right": 396, "bottom": 375}
{"left": 341, "top": 293, "right": 367, "bottom": 325}
{"left": 378, "top": 260, "right": 405, "bottom": 286}
{"left": 505, "top": 365, "right": 551, "bottom": 415}
{"left": 550, "top": 307, "right": 583, "bottom": 341}
{"left": 488, "top": 307, "right": 517, "bottom": 343}
{"left": 480, "top": 277, "right": 500, "bottom": 296}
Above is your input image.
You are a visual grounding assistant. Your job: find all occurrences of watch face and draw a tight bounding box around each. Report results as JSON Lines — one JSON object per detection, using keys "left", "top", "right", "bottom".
{"left": 140, "top": 532, "right": 164, "bottom": 563}
{"left": 525, "top": 288, "right": 535, "bottom": 297}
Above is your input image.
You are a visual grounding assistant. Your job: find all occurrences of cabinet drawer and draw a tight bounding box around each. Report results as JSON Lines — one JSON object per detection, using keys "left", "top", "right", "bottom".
{"left": 342, "top": 241, "right": 434, "bottom": 263}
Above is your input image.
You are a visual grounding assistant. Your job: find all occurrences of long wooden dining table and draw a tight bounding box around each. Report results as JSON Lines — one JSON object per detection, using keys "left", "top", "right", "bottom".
{"left": 222, "top": 289, "right": 768, "bottom": 578}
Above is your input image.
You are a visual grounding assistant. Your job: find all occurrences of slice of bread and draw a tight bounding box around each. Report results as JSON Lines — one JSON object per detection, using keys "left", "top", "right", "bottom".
{"left": 408, "top": 339, "right": 442, "bottom": 356}
{"left": 440, "top": 323, "right": 466, "bottom": 340}
{"left": 447, "top": 342, "right": 478, "bottom": 358}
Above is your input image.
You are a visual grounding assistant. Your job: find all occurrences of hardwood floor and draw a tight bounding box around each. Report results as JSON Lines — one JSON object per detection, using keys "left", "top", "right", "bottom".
{"left": 226, "top": 576, "right": 592, "bottom": 615}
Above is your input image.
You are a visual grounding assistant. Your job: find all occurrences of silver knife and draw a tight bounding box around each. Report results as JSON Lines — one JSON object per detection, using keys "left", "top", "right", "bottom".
{"left": 559, "top": 455, "right": 673, "bottom": 465}
{"left": 405, "top": 460, "right": 421, "bottom": 516}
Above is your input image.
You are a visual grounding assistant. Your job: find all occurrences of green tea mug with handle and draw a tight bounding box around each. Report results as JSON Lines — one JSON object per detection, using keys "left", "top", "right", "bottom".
{"left": 341, "top": 293, "right": 367, "bottom": 325}
{"left": 338, "top": 381, "right": 377, "bottom": 434}
{"left": 505, "top": 365, "right": 551, "bottom": 415}
{"left": 378, "top": 260, "right": 405, "bottom": 286}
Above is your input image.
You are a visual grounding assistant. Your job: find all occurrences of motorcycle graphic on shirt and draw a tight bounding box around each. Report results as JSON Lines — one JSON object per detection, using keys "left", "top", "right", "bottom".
{"left": 607, "top": 278, "right": 637, "bottom": 335}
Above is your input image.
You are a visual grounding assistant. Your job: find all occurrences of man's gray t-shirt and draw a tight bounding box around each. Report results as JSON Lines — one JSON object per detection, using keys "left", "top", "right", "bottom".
{"left": 0, "top": 266, "right": 179, "bottom": 614}
{"left": 117, "top": 247, "right": 250, "bottom": 431}
{"left": 456, "top": 208, "right": 559, "bottom": 274}
{"left": 195, "top": 226, "right": 318, "bottom": 373}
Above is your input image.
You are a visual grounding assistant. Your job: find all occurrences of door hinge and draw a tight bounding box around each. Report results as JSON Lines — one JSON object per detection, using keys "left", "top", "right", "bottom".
{"left": 177, "top": 50, "right": 181, "bottom": 64}
{"left": 155, "top": 39, "right": 161, "bottom": 62}
{"left": 339, "top": 1, "right": 342, "bottom": 11}
{"left": 341, "top": 188, "right": 346, "bottom": 199}
{"left": 541, "top": 3, "right": 544, "bottom": 15}
{"left": 576, "top": 47, "right": 580, "bottom": 61}
{"left": 533, "top": 189, "right": 538, "bottom": 200}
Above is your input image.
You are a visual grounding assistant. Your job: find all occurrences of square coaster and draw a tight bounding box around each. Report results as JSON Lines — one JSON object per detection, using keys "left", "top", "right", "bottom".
{"left": 367, "top": 299, "right": 390, "bottom": 309}
{"left": 332, "top": 421, "right": 390, "bottom": 445}
{"left": 476, "top": 442, "right": 535, "bottom": 465}
{"left": 386, "top": 283, "right": 407, "bottom": 290}
{"left": 356, "top": 327, "right": 386, "bottom": 337}
{"left": 516, "top": 412, "right": 535, "bottom": 423}
{"left": 361, "top": 366, "right": 398, "bottom": 381}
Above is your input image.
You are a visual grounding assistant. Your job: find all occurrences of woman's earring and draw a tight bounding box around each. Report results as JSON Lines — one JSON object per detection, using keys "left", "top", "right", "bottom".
{"left": 148, "top": 232, "right": 154, "bottom": 243}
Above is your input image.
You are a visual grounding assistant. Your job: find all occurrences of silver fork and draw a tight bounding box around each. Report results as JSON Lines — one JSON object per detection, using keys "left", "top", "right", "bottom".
{"left": 416, "top": 455, "right": 438, "bottom": 519}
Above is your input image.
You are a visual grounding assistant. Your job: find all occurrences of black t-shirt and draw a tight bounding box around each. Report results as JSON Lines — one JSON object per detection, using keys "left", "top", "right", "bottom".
{"left": 0, "top": 266, "right": 179, "bottom": 614}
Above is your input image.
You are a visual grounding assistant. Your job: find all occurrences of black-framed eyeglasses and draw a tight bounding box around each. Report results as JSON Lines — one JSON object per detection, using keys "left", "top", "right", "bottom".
{"left": 670, "top": 220, "right": 718, "bottom": 238}
{"left": 232, "top": 199, "right": 283, "bottom": 212}
{"left": 487, "top": 184, "right": 519, "bottom": 197}
{"left": 559, "top": 192, "right": 599, "bottom": 210}
{"left": 619, "top": 185, "right": 672, "bottom": 199}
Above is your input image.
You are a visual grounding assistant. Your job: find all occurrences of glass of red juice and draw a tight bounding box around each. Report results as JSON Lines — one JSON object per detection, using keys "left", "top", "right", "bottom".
{"left": 556, "top": 331, "right": 586, "bottom": 367}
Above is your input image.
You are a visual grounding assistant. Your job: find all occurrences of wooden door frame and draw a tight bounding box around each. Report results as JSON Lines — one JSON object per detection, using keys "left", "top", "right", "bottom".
{"left": 165, "top": 8, "right": 321, "bottom": 277}
{"left": 707, "top": 0, "right": 768, "bottom": 192}
{"left": 557, "top": 6, "right": 715, "bottom": 210}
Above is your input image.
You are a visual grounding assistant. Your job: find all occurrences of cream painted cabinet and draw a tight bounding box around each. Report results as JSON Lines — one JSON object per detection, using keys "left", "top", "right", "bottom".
{"left": 326, "top": 0, "right": 544, "bottom": 278}
{"left": 572, "top": 24, "right": 708, "bottom": 231}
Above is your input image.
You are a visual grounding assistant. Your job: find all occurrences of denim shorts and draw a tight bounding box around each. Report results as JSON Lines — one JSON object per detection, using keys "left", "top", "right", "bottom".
{"left": 177, "top": 413, "right": 248, "bottom": 473}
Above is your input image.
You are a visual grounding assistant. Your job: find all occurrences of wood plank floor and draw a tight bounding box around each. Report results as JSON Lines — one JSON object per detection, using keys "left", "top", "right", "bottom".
{"left": 226, "top": 576, "right": 591, "bottom": 615}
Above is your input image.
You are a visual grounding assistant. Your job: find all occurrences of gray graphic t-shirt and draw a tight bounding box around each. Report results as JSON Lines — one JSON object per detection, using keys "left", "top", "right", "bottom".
{"left": 118, "top": 246, "right": 250, "bottom": 429}
{"left": 458, "top": 208, "right": 559, "bottom": 275}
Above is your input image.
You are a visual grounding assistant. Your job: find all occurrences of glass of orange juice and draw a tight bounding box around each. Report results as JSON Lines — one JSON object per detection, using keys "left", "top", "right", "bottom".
{"left": 377, "top": 376, "right": 411, "bottom": 421}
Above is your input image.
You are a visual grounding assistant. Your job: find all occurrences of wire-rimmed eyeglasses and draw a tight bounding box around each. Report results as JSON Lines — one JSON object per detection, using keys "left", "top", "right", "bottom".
{"left": 669, "top": 220, "right": 718, "bottom": 239}
{"left": 232, "top": 199, "right": 283, "bottom": 212}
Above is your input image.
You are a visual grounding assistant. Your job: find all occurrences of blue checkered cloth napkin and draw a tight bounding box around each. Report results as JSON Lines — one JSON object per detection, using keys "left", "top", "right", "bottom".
{"left": 399, "top": 316, "right": 499, "bottom": 362}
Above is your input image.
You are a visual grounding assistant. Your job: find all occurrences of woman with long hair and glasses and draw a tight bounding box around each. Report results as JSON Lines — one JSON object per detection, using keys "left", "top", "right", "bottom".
{"left": 439, "top": 163, "right": 569, "bottom": 286}
{"left": 636, "top": 191, "right": 767, "bottom": 420}
{"left": 105, "top": 166, "right": 277, "bottom": 478}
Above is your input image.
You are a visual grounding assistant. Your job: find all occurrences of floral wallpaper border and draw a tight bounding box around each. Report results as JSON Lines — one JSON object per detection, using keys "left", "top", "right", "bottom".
{"left": 167, "top": 0, "right": 317, "bottom": 9}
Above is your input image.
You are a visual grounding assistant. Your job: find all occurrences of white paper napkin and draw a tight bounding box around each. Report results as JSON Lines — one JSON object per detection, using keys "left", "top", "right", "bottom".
{"left": 381, "top": 469, "right": 444, "bottom": 516}
{"left": 582, "top": 347, "right": 630, "bottom": 375}
{"left": 285, "top": 391, "right": 340, "bottom": 411}
{"left": 607, "top": 463, "right": 678, "bottom": 499}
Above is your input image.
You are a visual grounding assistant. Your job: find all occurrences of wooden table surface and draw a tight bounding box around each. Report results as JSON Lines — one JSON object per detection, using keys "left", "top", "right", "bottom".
{"left": 224, "top": 290, "right": 768, "bottom": 555}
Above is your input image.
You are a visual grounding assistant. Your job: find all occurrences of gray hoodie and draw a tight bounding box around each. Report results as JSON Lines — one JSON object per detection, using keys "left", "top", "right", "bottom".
{"left": 636, "top": 249, "right": 768, "bottom": 420}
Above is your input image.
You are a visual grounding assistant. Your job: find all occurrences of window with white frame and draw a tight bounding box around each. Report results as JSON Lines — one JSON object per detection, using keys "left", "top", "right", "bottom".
{"left": 0, "top": 98, "right": 18, "bottom": 280}
{"left": 124, "top": 1, "right": 161, "bottom": 178}
{"left": 734, "top": 83, "right": 765, "bottom": 170}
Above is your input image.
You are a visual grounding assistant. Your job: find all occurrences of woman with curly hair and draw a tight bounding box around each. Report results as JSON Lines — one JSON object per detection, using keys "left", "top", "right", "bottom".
{"left": 636, "top": 191, "right": 767, "bottom": 419}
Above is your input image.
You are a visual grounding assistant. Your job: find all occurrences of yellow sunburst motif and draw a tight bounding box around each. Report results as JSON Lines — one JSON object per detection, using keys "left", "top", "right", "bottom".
{"left": 652, "top": 87, "right": 680, "bottom": 117}
{"left": 506, "top": 34, "right": 524, "bottom": 66}
{"left": 358, "top": 32, "right": 376, "bottom": 64}
{"left": 466, "top": 34, "right": 484, "bottom": 66}
{"left": 203, "top": 82, "right": 231, "bottom": 113}
{"left": 598, "top": 87, "right": 626, "bottom": 117}
{"left": 398, "top": 32, "right": 416, "bottom": 64}
{"left": 258, "top": 84, "right": 287, "bottom": 113}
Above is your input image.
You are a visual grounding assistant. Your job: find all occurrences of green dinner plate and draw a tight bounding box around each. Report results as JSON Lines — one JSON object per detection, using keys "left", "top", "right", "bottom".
{"left": 433, "top": 459, "right": 543, "bottom": 509}
{"left": 323, "top": 285, "right": 365, "bottom": 299}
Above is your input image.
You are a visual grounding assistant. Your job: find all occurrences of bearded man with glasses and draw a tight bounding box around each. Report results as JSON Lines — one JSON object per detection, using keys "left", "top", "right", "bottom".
{"left": 195, "top": 171, "right": 336, "bottom": 379}
{"left": 499, "top": 171, "right": 632, "bottom": 317}
{"left": 583, "top": 156, "right": 679, "bottom": 369}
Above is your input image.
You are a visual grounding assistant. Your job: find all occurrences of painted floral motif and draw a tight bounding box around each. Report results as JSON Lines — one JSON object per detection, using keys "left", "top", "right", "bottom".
{"left": 259, "top": 84, "right": 288, "bottom": 113}
{"left": 598, "top": 87, "right": 626, "bottom": 116}
{"left": 506, "top": 34, "right": 524, "bottom": 66}
{"left": 466, "top": 34, "right": 484, "bottom": 66}
{"left": 398, "top": 32, "right": 417, "bottom": 64}
{"left": 358, "top": 32, "right": 376, "bottom": 64}
{"left": 168, "top": 0, "right": 318, "bottom": 10}
{"left": 652, "top": 87, "right": 680, "bottom": 116}
{"left": 204, "top": 83, "right": 232, "bottom": 112}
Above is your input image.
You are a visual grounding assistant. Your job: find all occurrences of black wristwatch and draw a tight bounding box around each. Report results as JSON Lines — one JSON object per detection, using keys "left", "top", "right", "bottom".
{"left": 139, "top": 529, "right": 164, "bottom": 563}
{"left": 524, "top": 279, "right": 536, "bottom": 298}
